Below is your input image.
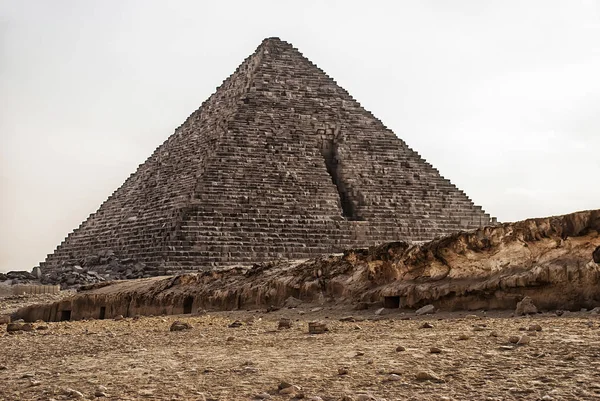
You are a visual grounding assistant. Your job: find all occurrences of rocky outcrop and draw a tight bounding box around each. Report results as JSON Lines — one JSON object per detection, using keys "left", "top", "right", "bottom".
{"left": 14, "top": 210, "right": 600, "bottom": 322}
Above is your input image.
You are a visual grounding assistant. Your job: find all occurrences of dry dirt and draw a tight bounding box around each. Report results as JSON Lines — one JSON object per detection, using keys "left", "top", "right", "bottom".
{"left": 2, "top": 297, "right": 600, "bottom": 401}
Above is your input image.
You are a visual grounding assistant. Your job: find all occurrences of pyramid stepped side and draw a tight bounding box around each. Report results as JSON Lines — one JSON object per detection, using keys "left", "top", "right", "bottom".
{"left": 39, "top": 45, "right": 266, "bottom": 273}
{"left": 162, "top": 39, "right": 491, "bottom": 271}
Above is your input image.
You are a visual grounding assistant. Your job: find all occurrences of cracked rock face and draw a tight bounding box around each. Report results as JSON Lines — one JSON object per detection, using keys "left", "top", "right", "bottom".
{"left": 13, "top": 210, "right": 600, "bottom": 322}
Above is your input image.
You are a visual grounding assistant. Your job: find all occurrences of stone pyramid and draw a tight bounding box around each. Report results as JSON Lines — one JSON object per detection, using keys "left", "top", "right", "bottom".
{"left": 39, "top": 37, "right": 492, "bottom": 278}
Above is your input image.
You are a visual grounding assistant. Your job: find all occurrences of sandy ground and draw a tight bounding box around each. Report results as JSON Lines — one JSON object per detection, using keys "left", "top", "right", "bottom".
{"left": 2, "top": 297, "right": 600, "bottom": 401}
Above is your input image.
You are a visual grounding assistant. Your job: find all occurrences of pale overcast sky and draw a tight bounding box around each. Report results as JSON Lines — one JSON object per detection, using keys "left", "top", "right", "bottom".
{"left": 1, "top": 1, "right": 599, "bottom": 272}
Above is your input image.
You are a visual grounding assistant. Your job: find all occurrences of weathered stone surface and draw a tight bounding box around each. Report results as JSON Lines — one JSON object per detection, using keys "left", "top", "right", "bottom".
{"left": 37, "top": 37, "right": 492, "bottom": 283}
{"left": 13, "top": 210, "right": 600, "bottom": 322}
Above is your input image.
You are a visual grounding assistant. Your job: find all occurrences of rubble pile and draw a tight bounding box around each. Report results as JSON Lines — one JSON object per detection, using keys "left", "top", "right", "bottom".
{"left": 40, "top": 250, "right": 160, "bottom": 287}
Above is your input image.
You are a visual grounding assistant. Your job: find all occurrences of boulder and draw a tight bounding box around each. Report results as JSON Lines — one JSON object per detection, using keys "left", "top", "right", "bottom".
{"left": 515, "top": 297, "right": 538, "bottom": 316}
{"left": 415, "top": 304, "right": 435, "bottom": 315}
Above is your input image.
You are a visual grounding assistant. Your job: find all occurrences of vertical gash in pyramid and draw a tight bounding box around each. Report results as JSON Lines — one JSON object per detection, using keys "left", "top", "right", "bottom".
{"left": 39, "top": 38, "right": 493, "bottom": 280}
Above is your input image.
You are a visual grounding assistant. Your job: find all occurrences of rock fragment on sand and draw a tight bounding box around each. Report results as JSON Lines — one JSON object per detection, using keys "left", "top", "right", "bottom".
{"left": 515, "top": 297, "right": 537, "bottom": 316}
{"left": 415, "top": 304, "right": 435, "bottom": 315}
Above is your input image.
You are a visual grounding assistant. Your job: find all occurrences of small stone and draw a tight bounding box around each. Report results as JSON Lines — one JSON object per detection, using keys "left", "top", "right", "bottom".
{"left": 113, "top": 315, "right": 124, "bottom": 321}
{"left": 228, "top": 320, "right": 243, "bottom": 328}
{"left": 338, "top": 366, "right": 349, "bottom": 375}
{"left": 226, "top": 336, "right": 235, "bottom": 342}
{"left": 395, "top": 345, "right": 406, "bottom": 352}
{"left": 356, "top": 395, "right": 377, "bottom": 401}
{"left": 457, "top": 334, "right": 470, "bottom": 340}
{"left": 430, "top": 347, "right": 442, "bottom": 354}
{"left": 308, "top": 397, "right": 324, "bottom": 401}
{"left": 415, "top": 371, "right": 440, "bottom": 381}
{"left": 508, "top": 335, "right": 520, "bottom": 344}
{"left": 279, "top": 385, "right": 300, "bottom": 395}
{"left": 419, "top": 322, "right": 434, "bottom": 329}
{"left": 170, "top": 321, "right": 192, "bottom": 331}
{"left": 65, "top": 388, "right": 85, "bottom": 399}
{"left": 415, "top": 304, "right": 435, "bottom": 315}
{"left": 254, "top": 393, "right": 272, "bottom": 399}
{"left": 555, "top": 310, "right": 564, "bottom": 316}
{"left": 138, "top": 389, "right": 154, "bottom": 396}
{"left": 465, "top": 314, "right": 478, "bottom": 319}
{"left": 489, "top": 331, "right": 499, "bottom": 337}
{"left": 528, "top": 324, "right": 542, "bottom": 332}
{"left": 0, "top": 365, "right": 7, "bottom": 370}
{"left": 515, "top": 297, "right": 538, "bottom": 316}
{"left": 21, "top": 373, "right": 35, "bottom": 378}
{"left": 374, "top": 308, "right": 385, "bottom": 315}
{"left": 30, "top": 379, "right": 41, "bottom": 387}
{"left": 278, "top": 318, "right": 292, "bottom": 330}
{"left": 387, "top": 373, "right": 402, "bottom": 381}
{"left": 308, "top": 321, "right": 328, "bottom": 334}
{"left": 278, "top": 381, "right": 293, "bottom": 391}
{"left": 541, "top": 395, "right": 554, "bottom": 401}
{"left": 517, "top": 335, "right": 531, "bottom": 345}
{"left": 339, "top": 316, "right": 355, "bottom": 322}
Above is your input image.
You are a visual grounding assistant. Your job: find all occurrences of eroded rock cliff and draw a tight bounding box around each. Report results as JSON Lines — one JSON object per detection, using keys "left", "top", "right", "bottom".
{"left": 14, "top": 210, "right": 600, "bottom": 322}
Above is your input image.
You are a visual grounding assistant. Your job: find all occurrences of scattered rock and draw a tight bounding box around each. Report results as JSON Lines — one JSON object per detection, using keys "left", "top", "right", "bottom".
{"left": 415, "top": 304, "right": 435, "bottom": 315}
{"left": 7, "top": 322, "right": 34, "bottom": 333}
{"left": 95, "top": 385, "right": 108, "bottom": 397}
{"left": 430, "top": 347, "right": 442, "bottom": 354}
{"left": 419, "top": 322, "right": 434, "bottom": 329}
{"left": 415, "top": 371, "right": 440, "bottom": 381}
{"left": 387, "top": 373, "right": 402, "bottom": 382}
{"left": 21, "top": 373, "right": 35, "bottom": 378}
{"left": 395, "top": 345, "right": 406, "bottom": 352}
{"left": 338, "top": 366, "right": 349, "bottom": 375}
{"left": 169, "top": 321, "right": 192, "bottom": 332}
{"left": 517, "top": 335, "right": 531, "bottom": 345}
{"left": 278, "top": 318, "right": 292, "bottom": 330}
{"left": 555, "top": 310, "right": 564, "bottom": 316}
{"left": 508, "top": 335, "right": 520, "bottom": 344}
{"left": 515, "top": 297, "right": 538, "bottom": 316}
{"left": 36, "top": 325, "right": 49, "bottom": 330}
{"left": 528, "top": 324, "right": 542, "bottom": 332}
{"left": 254, "top": 393, "right": 272, "bottom": 399}
{"left": 374, "top": 308, "right": 385, "bottom": 316}
{"left": 228, "top": 320, "right": 243, "bottom": 328}
{"left": 113, "top": 315, "right": 124, "bottom": 321}
{"left": 308, "top": 321, "right": 328, "bottom": 334}
{"left": 65, "top": 388, "right": 85, "bottom": 399}
{"left": 489, "top": 331, "right": 499, "bottom": 337}
{"left": 457, "top": 334, "right": 470, "bottom": 340}
{"left": 465, "top": 314, "right": 479, "bottom": 319}
{"left": 339, "top": 316, "right": 356, "bottom": 322}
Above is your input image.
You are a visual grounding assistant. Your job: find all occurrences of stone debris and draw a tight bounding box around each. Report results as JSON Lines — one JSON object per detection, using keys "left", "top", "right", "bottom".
{"left": 419, "top": 322, "right": 434, "bottom": 329}
{"left": 517, "top": 335, "right": 531, "bottom": 345}
{"left": 65, "top": 388, "right": 85, "bottom": 399}
{"left": 169, "top": 321, "right": 192, "bottom": 332}
{"left": 415, "top": 304, "right": 435, "bottom": 315}
{"left": 278, "top": 318, "right": 292, "bottom": 330}
{"left": 338, "top": 366, "right": 349, "bottom": 375}
{"left": 254, "top": 393, "right": 272, "bottom": 399}
{"left": 7, "top": 322, "right": 34, "bottom": 333}
{"left": 415, "top": 371, "right": 441, "bottom": 381}
{"left": 395, "top": 345, "right": 406, "bottom": 352}
{"left": 308, "top": 321, "right": 328, "bottom": 334}
{"left": 457, "top": 334, "right": 470, "bottom": 340}
{"left": 528, "top": 324, "right": 542, "bottom": 332}
{"left": 430, "top": 346, "right": 442, "bottom": 354}
{"left": 515, "top": 297, "right": 538, "bottom": 316}
{"left": 228, "top": 320, "right": 243, "bottom": 328}
{"left": 95, "top": 385, "right": 108, "bottom": 397}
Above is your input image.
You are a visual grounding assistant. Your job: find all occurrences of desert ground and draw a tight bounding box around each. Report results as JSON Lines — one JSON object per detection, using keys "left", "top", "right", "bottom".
{"left": 2, "top": 296, "right": 600, "bottom": 401}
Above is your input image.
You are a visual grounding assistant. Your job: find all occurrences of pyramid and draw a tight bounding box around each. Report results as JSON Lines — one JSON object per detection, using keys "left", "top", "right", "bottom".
{"left": 39, "top": 38, "right": 493, "bottom": 278}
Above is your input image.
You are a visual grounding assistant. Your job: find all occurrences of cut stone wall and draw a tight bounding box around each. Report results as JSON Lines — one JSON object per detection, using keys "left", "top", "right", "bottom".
{"left": 39, "top": 38, "right": 492, "bottom": 279}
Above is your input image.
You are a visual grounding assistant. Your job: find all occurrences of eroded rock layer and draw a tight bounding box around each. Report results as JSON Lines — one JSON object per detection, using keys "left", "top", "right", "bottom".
{"left": 17, "top": 210, "right": 600, "bottom": 321}
{"left": 38, "top": 37, "right": 490, "bottom": 280}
